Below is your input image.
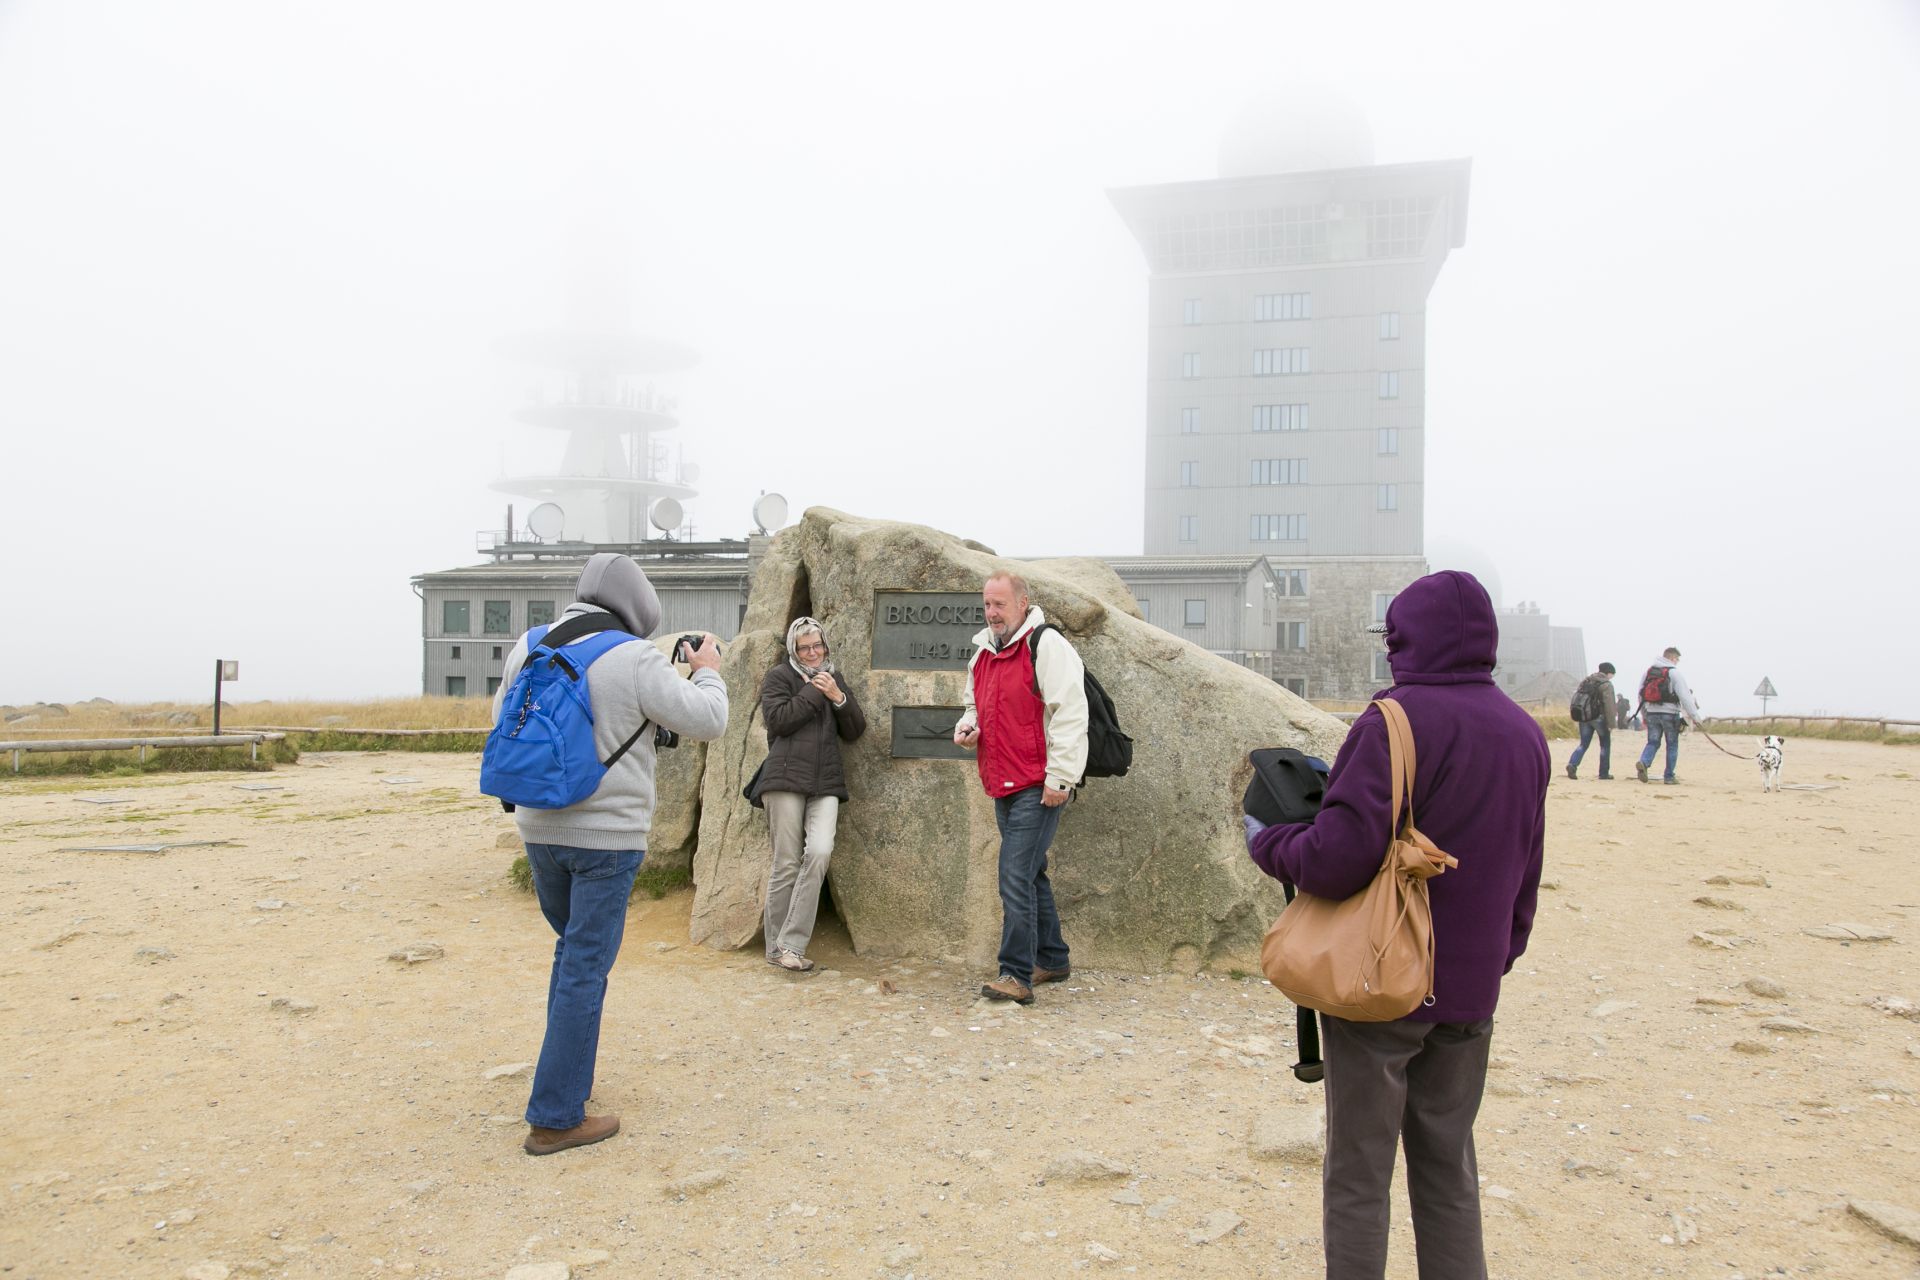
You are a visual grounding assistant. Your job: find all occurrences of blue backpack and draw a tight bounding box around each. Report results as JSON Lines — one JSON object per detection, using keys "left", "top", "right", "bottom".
{"left": 480, "top": 613, "right": 651, "bottom": 812}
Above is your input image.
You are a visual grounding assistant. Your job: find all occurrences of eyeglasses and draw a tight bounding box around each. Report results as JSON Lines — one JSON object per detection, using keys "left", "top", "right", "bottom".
{"left": 796, "top": 642, "right": 826, "bottom": 655}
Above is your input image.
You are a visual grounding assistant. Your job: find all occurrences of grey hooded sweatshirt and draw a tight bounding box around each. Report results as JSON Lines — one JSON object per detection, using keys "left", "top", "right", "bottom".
{"left": 490, "top": 553, "right": 728, "bottom": 851}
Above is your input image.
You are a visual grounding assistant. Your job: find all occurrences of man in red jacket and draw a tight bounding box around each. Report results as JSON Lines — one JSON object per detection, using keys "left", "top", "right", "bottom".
{"left": 953, "top": 571, "right": 1089, "bottom": 1005}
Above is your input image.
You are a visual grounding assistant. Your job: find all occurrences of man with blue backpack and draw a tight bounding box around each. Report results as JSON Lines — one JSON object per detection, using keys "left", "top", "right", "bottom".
{"left": 483, "top": 552, "right": 728, "bottom": 1155}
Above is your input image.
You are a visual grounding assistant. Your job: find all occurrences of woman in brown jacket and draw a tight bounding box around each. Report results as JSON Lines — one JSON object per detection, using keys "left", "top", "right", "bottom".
{"left": 757, "top": 616, "right": 866, "bottom": 971}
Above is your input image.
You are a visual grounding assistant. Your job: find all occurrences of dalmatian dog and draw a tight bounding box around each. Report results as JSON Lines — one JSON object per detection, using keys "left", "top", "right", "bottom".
{"left": 1757, "top": 735, "right": 1785, "bottom": 792}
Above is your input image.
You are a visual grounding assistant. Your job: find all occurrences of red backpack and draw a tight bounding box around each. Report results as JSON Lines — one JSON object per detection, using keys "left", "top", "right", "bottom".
{"left": 1640, "top": 664, "right": 1675, "bottom": 706}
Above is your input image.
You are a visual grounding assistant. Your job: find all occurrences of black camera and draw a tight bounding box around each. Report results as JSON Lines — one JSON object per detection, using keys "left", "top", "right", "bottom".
{"left": 677, "top": 633, "right": 705, "bottom": 662}
{"left": 655, "top": 724, "right": 679, "bottom": 750}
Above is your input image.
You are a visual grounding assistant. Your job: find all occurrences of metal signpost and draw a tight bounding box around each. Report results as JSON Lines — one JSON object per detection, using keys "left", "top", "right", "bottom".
{"left": 1753, "top": 676, "right": 1777, "bottom": 718}
{"left": 214, "top": 660, "right": 238, "bottom": 736}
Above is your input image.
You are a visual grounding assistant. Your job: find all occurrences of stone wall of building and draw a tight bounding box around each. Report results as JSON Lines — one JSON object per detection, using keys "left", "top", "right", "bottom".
{"left": 1270, "top": 556, "right": 1427, "bottom": 702}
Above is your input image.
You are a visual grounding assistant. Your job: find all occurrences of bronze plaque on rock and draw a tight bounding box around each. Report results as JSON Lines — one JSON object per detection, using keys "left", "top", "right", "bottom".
{"left": 870, "top": 592, "right": 985, "bottom": 670}
{"left": 890, "top": 705, "right": 972, "bottom": 760}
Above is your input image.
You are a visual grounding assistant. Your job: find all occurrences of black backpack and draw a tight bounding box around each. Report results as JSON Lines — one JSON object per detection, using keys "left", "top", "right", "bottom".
{"left": 1569, "top": 675, "right": 1605, "bottom": 723}
{"left": 1026, "top": 624, "right": 1132, "bottom": 783}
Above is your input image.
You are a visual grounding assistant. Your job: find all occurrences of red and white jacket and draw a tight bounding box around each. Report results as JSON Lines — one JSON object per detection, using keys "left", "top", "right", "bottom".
{"left": 954, "top": 606, "right": 1089, "bottom": 798}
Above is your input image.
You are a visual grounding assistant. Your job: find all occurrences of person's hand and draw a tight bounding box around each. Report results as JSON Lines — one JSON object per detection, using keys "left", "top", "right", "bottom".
{"left": 808, "top": 671, "right": 843, "bottom": 704}
{"left": 1042, "top": 783, "right": 1071, "bottom": 808}
{"left": 1242, "top": 814, "right": 1268, "bottom": 851}
{"left": 683, "top": 633, "right": 722, "bottom": 674}
{"left": 953, "top": 722, "right": 979, "bottom": 750}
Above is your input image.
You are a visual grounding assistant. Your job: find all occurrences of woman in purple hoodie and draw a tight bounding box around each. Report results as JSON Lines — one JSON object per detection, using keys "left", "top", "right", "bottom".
{"left": 1246, "top": 570, "right": 1548, "bottom": 1280}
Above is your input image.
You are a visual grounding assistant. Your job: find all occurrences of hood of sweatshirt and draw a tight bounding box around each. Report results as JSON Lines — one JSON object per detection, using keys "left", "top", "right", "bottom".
{"left": 1384, "top": 570, "right": 1499, "bottom": 686}
{"left": 574, "top": 552, "right": 661, "bottom": 639}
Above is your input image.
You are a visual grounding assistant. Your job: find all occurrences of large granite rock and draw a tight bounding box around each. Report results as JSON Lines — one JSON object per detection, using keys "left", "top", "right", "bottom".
{"left": 644, "top": 635, "right": 709, "bottom": 878}
{"left": 686, "top": 508, "right": 1348, "bottom": 971}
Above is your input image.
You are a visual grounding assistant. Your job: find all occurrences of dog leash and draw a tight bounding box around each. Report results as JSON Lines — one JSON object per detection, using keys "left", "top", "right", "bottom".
{"left": 1696, "top": 724, "right": 1758, "bottom": 761}
{"left": 1635, "top": 697, "right": 1758, "bottom": 762}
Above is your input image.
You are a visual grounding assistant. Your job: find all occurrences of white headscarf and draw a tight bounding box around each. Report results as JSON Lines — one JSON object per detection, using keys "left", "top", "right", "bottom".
{"left": 786, "top": 616, "right": 834, "bottom": 679}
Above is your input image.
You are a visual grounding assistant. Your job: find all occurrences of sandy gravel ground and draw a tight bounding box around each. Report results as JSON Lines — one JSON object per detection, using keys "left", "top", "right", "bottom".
{"left": 2, "top": 736, "right": 1918, "bottom": 1280}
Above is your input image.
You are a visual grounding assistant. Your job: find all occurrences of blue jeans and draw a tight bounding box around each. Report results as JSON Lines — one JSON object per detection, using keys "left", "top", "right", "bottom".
{"left": 1568, "top": 718, "right": 1611, "bottom": 775}
{"left": 523, "top": 842, "right": 642, "bottom": 1130}
{"left": 1639, "top": 715, "right": 1681, "bottom": 781}
{"left": 993, "top": 785, "right": 1069, "bottom": 985}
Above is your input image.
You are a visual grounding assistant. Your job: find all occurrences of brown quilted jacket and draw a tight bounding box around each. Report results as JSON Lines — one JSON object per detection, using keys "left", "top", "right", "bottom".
{"left": 756, "top": 663, "right": 866, "bottom": 800}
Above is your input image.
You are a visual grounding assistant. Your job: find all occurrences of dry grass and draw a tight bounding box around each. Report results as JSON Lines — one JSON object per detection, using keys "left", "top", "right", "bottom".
{"left": 0, "top": 697, "right": 492, "bottom": 773}
{"left": 1, "top": 696, "right": 493, "bottom": 738}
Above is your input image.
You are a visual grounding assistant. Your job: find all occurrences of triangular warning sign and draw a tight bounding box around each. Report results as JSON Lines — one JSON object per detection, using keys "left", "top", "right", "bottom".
{"left": 1753, "top": 676, "right": 1778, "bottom": 698}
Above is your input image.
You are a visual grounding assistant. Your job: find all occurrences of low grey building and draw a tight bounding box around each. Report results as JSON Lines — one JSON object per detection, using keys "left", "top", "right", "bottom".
{"left": 1104, "top": 556, "right": 1283, "bottom": 680}
{"left": 1104, "top": 553, "right": 1415, "bottom": 701}
{"left": 411, "top": 540, "right": 760, "bottom": 699}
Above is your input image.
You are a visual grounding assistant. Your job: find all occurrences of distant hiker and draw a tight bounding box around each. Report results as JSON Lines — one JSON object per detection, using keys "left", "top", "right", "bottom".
{"left": 1635, "top": 646, "right": 1705, "bottom": 785}
{"left": 953, "top": 571, "right": 1088, "bottom": 1007}
{"left": 490, "top": 553, "right": 728, "bottom": 1155}
{"left": 1245, "top": 570, "right": 1548, "bottom": 1280}
{"left": 756, "top": 616, "right": 866, "bottom": 973}
{"left": 1565, "top": 662, "right": 1617, "bottom": 780}
{"left": 1615, "top": 693, "right": 1631, "bottom": 730}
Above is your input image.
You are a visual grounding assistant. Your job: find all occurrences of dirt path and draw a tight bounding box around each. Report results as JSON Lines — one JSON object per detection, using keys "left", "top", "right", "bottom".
{"left": 3, "top": 738, "right": 1917, "bottom": 1279}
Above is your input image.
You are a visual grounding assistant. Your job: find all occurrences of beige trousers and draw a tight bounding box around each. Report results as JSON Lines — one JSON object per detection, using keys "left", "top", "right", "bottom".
{"left": 762, "top": 792, "right": 840, "bottom": 958}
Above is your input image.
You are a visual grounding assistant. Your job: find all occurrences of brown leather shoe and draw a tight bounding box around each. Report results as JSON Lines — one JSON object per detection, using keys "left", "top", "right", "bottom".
{"left": 981, "top": 974, "right": 1034, "bottom": 1005}
{"left": 523, "top": 1113, "right": 620, "bottom": 1156}
{"left": 1031, "top": 966, "right": 1071, "bottom": 985}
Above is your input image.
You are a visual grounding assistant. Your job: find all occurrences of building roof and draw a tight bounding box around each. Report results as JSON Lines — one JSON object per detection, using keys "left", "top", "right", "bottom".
{"left": 1104, "top": 556, "right": 1276, "bottom": 587}
{"left": 413, "top": 558, "right": 748, "bottom": 589}
{"left": 1108, "top": 156, "right": 1472, "bottom": 270}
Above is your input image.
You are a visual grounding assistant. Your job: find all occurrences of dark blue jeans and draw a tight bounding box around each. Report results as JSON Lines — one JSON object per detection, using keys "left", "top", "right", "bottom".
{"left": 993, "top": 785, "right": 1069, "bottom": 985}
{"left": 1568, "top": 718, "right": 1611, "bottom": 775}
{"left": 1639, "top": 714, "right": 1681, "bottom": 781}
{"left": 524, "top": 842, "right": 642, "bottom": 1130}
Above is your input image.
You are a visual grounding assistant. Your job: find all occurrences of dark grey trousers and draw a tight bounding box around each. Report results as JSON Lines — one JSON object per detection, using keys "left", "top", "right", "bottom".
{"left": 1321, "top": 1014, "right": 1494, "bottom": 1280}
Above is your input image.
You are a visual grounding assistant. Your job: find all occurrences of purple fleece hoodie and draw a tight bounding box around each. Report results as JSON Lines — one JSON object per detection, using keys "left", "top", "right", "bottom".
{"left": 1249, "top": 570, "right": 1548, "bottom": 1023}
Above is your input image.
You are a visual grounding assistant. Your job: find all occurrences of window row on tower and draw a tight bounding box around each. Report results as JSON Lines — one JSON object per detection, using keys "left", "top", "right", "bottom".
{"left": 1180, "top": 295, "right": 1402, "bottom": 339}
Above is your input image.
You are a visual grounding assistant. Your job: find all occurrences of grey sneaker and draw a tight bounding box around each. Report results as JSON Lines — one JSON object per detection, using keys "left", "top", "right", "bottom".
{"left": 774, "top": 949, "right": 814, "bottom": 972}
{"left": 1634, "top": 762, "right": 1649, "bottom": 783}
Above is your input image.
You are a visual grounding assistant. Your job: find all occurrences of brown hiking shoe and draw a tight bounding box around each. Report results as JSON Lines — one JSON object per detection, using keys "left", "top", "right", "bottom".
{"left": 523, "top": 1113, "right": 620, "bottom": 1156}
{"left": 1032, "top": 966, "right": 1071, "bottom": 985}
{"left": 981, "top": 974, "right": 1034, "bottom": 1005}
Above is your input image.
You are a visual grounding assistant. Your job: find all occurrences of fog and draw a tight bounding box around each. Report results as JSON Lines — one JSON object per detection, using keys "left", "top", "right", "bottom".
{"left": 2, "top": 2, "right": 1914, "bottom": 717}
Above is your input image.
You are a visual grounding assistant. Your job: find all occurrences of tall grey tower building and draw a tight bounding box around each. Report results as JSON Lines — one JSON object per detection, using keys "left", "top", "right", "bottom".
{"left": 1109, "top": 122, "right": 1470, "bottom": 700}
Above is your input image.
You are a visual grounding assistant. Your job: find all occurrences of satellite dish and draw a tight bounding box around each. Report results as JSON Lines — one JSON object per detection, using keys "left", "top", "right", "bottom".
{"left": 649, "top": 497, "right": 684, "bottom": 534}
{"left": 752, "top": 492, "right": 789, "bottom": 534}
{"left": 527, "top": 502, "right": 565, "bottom": 540}
{"left": 681, "top": 463, "right": 701, "bottom": 484}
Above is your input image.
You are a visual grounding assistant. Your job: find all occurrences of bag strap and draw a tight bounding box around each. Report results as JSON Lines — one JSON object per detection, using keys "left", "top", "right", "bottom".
{"left": 1375, "top": 696, "right": 1419, "bottom": 841}
{"left": 1025, "top": 623, "right": 1055, "bottom": 696}
{"left": 602, "top": 718, "right": 651, "bottom": 770}
{"left": 538, "top": 611, "right": 629, "bottom": 652}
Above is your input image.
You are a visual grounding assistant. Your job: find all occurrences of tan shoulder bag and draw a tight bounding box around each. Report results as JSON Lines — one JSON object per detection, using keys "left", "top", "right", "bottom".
{"left": 1259, "top": 697, "right": 1459, "bottom": 1022}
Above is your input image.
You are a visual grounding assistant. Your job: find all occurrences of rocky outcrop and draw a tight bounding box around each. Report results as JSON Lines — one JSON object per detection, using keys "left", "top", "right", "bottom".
{"left": 644, "top": 636, "right": 710, "bottom": 878}
{"left": 686, "top": 508, "right": 1347, "bottom": 972}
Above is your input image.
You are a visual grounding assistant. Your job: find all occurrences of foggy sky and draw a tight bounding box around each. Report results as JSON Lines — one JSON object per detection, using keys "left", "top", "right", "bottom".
{"left": 2, "top": 2, "right": 1915, "bottom": 717}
